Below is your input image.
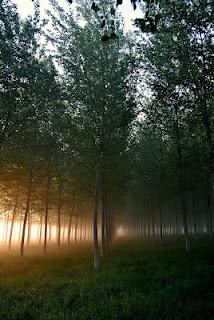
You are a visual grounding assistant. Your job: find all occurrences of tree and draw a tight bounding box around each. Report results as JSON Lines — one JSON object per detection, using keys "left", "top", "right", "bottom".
{"left": 125, "top": 0, "right": 213, "bottom": 247}
{"left": 48, "top": 0, "right": 136, "bottom": 269}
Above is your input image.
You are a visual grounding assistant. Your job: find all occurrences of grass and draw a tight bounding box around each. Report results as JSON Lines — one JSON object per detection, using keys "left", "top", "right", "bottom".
{"left": 0, "top": 238, "right": 213, "bottom": 320}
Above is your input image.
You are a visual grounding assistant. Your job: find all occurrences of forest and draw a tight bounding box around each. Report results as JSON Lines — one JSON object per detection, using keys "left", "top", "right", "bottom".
{"left": 0, "top": 0, "right": 213, "bottom": 319}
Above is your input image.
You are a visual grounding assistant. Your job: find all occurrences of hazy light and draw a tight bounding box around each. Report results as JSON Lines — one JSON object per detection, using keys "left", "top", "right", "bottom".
{"left": 0, "top": 220, "right": 78, "bottom": 247}
{"left": 117, "top": 225, "right": 125, "bottom": 236}
{"left": 12, "top": 0, "right": 144, "bottom": 31}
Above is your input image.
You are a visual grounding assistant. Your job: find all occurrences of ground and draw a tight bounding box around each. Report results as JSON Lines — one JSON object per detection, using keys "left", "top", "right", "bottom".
{"left": 0, "top": 238, "right": 213, "bottom": 320}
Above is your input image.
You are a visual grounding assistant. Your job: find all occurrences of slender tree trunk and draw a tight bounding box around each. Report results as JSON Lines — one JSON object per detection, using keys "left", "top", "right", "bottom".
{"left": 106, "top": 201, "right": 110, "bottom": 245}
{"left": 93, "top": 166, "right": 101, "bottom": 270}
{"left": 159, "top": 199, "right": 163, "bottom": 245}
{"left": 84, "top": 214, "right": 87, "bottom": 240}
{"left": 39, "top": 213, "right": 43, "bottom": 245}
{"left": 107, "top": 203, "right": 113, "bottom": 246}
{"left": 44, "top": 169, "right": 51, "bottom": 254}
{"left": 174, "top": 104, "right": 190, "bottom": 252}
{"left": 74, "top": 200, "right": 79, "bottom": 243}
{"left": 206, "top": 191, "right": 213, "bottom": 237}
{"left": 27, "top": 212, "right": 31, "bottom": 246}
{"left": 147, "top": 201, "right": 150, "bottom": 237}
{"left": 62, "top": 217, "right": 66, "bottom": 243}
{"left": 151, "top": 199, "right": 155, "bottom": 238}
{"left": 198, "top": 95, "right": 214, "bottom": 238}
{"left": 101, "top": 192, "right": 107, "bottom": 257}
{"left": 4, "top": 213, "right": 9, "bottom": 243}
{"left": 57, "top": 180, "right": 62, "bottom": 249}
{"left": 143, "top": 209, "right": 146, "bottom": 237}
{"left": 19, "top": 217, "right": 22, "bottom": 243}
{"left": 20, "top": 168, "right": 33, "bottom": 257}
{"left": 175, "top": 207, "right": 179, "bottom": 236}
{"left": 80, "top": 205, "right": 83, "bottom": 241}
{"left": 169, "top": 209, "right": 172, "bottom": 236}
{"left": 48, "top": 218, "right": 52, "bottom": 243}
{"left": 9, "top": 200, "right": 18, "bottom": 250}
{"left": 192, "top": 194, "right": 197, "bottom": 237}
{"left": 67, "top": 199, "right": 75, "bottom": 245}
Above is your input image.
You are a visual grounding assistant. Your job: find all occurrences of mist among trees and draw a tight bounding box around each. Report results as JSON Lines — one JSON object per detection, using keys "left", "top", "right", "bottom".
{"left": 0, "top": 1, "right": 213, "bottom": 319}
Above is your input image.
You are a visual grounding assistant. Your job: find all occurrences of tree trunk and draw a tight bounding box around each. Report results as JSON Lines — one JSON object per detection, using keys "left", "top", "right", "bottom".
{"left": 57, "top": 180, "right": 62, "bottom": 249}
{"left": 9, "top": 200, "right": 18, "bottom": 250}
{"left": 174, "top": 104, "right": 190, "bottom": 252}
{"left": 151, "top": 199, "right": 155, "bottom": 238}
{"left": 67, "top": 198, "right": 75, "bottom": 245}
{"left": 19, "top": 217, "right": 22, "bottom": 243}
{"left": 44, "top": 170, "right": 51, "bottom": 254}
{"left": 192, "top": 194, "right": 197, "bottom": 237}
{"left": 4, "top": 214, "right": 9, "bottom": 243}
{"left": 80, "top": 205, "right": 83, "bottom": 241}
{"left": 74, "top": 200, "right": 79, "bottom": 242}
{"left": 39, "top": 213, "right": 43, "bottom": 245}
{"left": 147, "top": 201, "right": 150, "bottom": 237}
{"left": 48, "top": 218, "right": 52, "bottom": 243}
{"left": 20, "top": 168, "right": 33, "bottom": 257}
{"left": 84, "top": 214, "right": 87, "bottom": 240}
{"left": 93, "top": 166, "right": 100, "bottom": 270}
{"left": 206, "top": 191, "right": 213, "bottom": 237}
{"left": 199, "top": 104, "right": 214, "bottom": 237}
{"left": 159, "top": 200, "right": 163, "bottom": 245}
{"left": 27, "top": 212, "right": 31, "bottom": 246}
{"left": 101, "top": 192, "right": 107, "bottom": 256}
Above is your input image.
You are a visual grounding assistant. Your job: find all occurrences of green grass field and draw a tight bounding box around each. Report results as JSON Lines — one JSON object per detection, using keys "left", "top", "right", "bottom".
{"left": 0, "top": 238, "right": 213, "bottom": 320}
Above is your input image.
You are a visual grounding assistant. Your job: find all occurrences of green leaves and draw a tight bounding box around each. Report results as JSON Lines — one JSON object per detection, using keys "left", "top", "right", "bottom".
{"left": 135, "top": 0, "right": 214, "bottom": 215}
{"left": 135, "top": 18, "right": 147, "bottom": 32}
{"left": 101, "top": 34, "right": 110, "bottom": 42}
{"left": 116, "top": 0, "right": 123, "bottom": 6}
{"left": 101, "top": 32, "right": 118, "bottom": 42}
{"left": 101, "top": 19, "right": 106, "bottom": 29}
{"left": 135, "top": 13, "right": 160, "bottom": 33}
{"left": 89, "top": 1, "right": 120, "bottom": 42}
{"left": 110, "top": 7, "right": 116, "bottom": 16}
{"left": 91, "top": 2, "right": 100, "bottom": 13}
{"left": 47, "top": 0, "right": 135, "bottom": 199}
{"left": 109, "top": 32, "right": 117, "bottom": 40}
{"left": 131, "top": 0, "right": 137, "bottom": 10}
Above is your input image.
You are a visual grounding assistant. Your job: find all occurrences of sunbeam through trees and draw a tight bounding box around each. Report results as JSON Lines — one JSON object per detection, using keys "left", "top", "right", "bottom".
{"left": 0, "top": 1, "right": 213, "bottom": 319}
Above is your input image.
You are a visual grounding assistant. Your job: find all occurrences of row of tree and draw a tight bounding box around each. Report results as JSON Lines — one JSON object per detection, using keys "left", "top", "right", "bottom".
{"left": 123, "top": 0, "right": 213, "bottom": 251}
{"left": 0, "top": 0, "right": 135, "bottom": 269}
{"left": 0, "top": 0, "right": 213, "bottom": 269}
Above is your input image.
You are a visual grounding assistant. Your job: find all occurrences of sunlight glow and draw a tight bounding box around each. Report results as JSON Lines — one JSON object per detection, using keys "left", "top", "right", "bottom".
{"left": 0, "top": 219, "right": 81, "bottom": 247}
{"left": 117, "top": 225, "right": 125, "bottom": 236}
